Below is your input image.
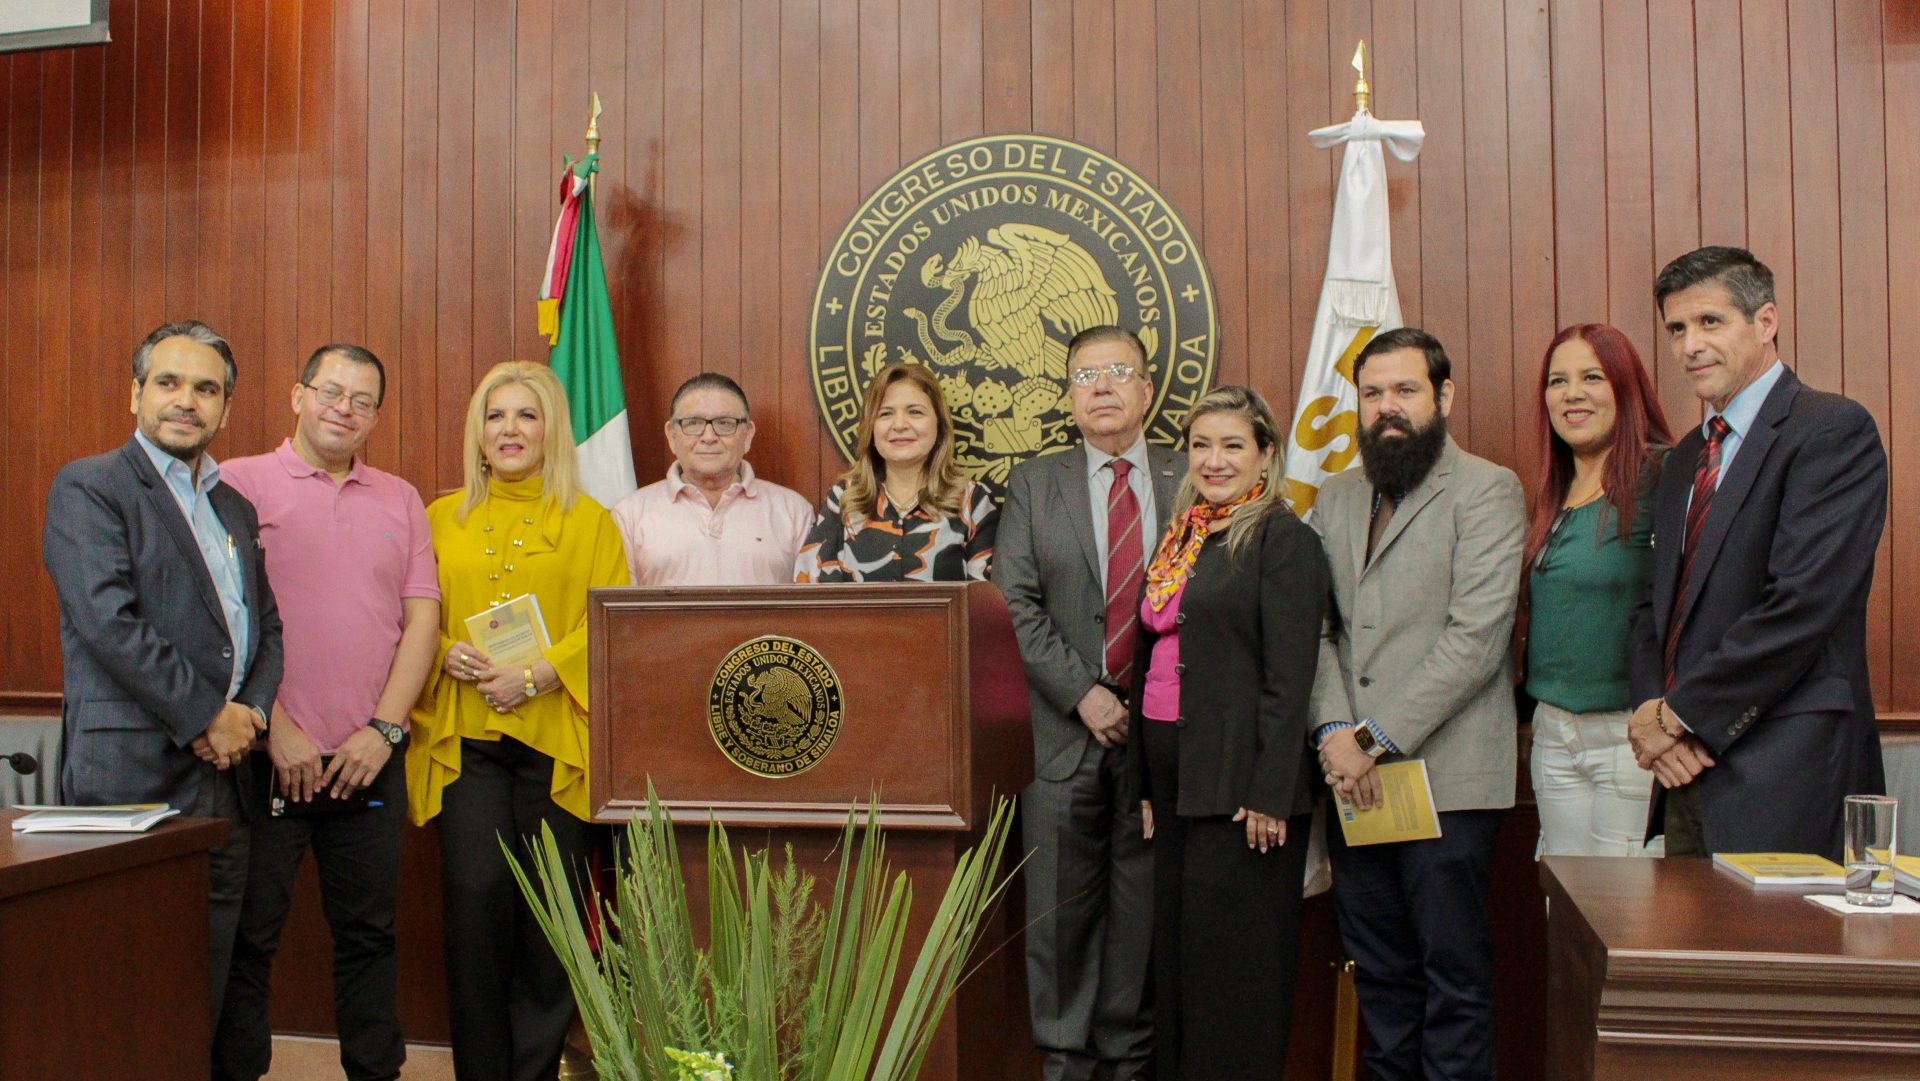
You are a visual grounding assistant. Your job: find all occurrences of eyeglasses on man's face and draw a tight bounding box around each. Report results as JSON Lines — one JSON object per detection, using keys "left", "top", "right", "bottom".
{"left": 303, "top": 382, "right": 379, "bottom": 417}
{"left": 671, "top": 415, "right": 748, "bottom": 436}
{"left": 1068, "top": 362, "right": 1142, "bottom": 387}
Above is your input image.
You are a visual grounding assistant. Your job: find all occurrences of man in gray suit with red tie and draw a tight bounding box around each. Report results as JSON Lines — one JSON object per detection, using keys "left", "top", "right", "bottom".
{"left": 994, "top": 326, "right": 1181, "bottom": 1081}
{"left": 1627, "top": 246, "right": 1887, "bottom": 860}
{"left": 42, "top": 320, "right": 283, "bottom": 1036}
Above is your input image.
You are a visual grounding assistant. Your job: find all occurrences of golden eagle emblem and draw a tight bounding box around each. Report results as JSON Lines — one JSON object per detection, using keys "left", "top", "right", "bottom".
{"left": 813, "top": 135, "right": 1218, "bottom": 481}
{"left": 708, "top": 636, "right": 843, "bottom": 778}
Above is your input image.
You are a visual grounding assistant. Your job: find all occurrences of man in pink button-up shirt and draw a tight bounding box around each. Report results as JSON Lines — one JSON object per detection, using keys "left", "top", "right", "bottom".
{"left": 611, "top": 373, "right": 813, "bottom": 585}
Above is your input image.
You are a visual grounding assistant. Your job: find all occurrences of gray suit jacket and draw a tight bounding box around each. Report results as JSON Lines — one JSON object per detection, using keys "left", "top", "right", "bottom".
{"left": 994, "top": 442, "right": 1182, "bottom": 781}
{"left": 43, "top": 438, "right": 283, "bottom": 811}
{"left": 1309, "top": 437, "right": 1525, "bottom": 812}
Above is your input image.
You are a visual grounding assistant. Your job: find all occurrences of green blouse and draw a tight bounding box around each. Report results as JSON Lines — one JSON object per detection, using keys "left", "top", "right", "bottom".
{"left": 1525, "top": 496, "right": 1654, "bottom": 714}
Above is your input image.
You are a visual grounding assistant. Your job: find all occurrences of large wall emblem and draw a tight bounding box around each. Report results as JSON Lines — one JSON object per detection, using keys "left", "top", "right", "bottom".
{"left": 810, "top": 135, "right": 1218, "bottom": 480}
{"left": 707, "top": 635, "right": 844, "bottom": 778}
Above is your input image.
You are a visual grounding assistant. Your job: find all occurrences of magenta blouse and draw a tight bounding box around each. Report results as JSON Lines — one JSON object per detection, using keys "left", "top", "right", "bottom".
{"left": 1138, "top": 580, "right": 1186, "bottom": 722}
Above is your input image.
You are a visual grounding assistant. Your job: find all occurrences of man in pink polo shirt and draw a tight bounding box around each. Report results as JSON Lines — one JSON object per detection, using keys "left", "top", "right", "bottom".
{"left": 213, "top": 344, "right": 441, "bottom": 1081}
{"left": 611, "top": 372, "right": 814, "bottom": 585}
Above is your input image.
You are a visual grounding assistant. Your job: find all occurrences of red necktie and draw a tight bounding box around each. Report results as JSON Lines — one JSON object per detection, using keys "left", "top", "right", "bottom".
{"left": 1103, "top": 459, "right": 1144, "bottom": 681}
{"left": 1664, "top": 416, "right": 1731, "bottom": 686}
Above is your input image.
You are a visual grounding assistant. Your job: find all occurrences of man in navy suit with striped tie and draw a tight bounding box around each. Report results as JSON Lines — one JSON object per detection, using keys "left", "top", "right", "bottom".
{"left": 1627, "top": 246, "right": 1887, "bottom": 860}
{"left": 994, "top": 326, "right": 1182, "bottom": 1081}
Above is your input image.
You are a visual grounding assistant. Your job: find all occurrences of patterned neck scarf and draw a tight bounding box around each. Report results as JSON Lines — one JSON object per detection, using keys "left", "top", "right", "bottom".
{"left": 1144, "top": 482, "right": 1264, "bottom": 611}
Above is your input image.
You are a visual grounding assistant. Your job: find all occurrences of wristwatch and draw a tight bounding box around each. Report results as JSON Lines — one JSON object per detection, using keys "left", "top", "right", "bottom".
{"left": 369, "top": 719, "right": 404, "bottom": 747}
{"left": 1353, "top": 722, "right": 1389, "bottom": 759}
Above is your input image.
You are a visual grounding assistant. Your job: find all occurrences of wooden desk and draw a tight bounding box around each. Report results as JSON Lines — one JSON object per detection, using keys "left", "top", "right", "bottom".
{"left": 1543, "top": 856, "right": 1920, "bottom": 1081}
{"left": 0, "top": 811, "right": 228, "bottom": 1081}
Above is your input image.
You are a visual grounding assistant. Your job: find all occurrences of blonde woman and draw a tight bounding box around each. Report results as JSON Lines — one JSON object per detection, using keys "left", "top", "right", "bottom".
{"left": 1130, "top": 385, "right": 1328, "bottom": 1081}
{"left": 409, "top": 361, "right": 630, "bottom": 1081}
{"left": 794, "top": 362, "right": 999, "bottom": 582}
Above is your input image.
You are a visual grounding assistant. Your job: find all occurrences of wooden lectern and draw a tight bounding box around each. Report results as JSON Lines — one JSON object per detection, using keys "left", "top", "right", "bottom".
{"left": 588, "top": 580, "right": 1034, "bottom": 1081}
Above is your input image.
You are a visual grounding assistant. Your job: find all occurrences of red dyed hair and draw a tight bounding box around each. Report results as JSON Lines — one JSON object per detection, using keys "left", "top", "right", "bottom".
{"left": 1522, "top": 324, "right": 1675, "bottom": 571}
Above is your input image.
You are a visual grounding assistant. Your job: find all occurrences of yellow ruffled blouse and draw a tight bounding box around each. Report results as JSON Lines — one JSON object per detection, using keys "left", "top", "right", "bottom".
{"left": 407, "top": 474, "right": 631, "bottom": 824}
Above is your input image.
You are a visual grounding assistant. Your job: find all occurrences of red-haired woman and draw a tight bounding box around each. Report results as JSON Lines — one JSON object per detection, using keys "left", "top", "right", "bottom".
{"left": 1523, "top": 324, "right": 1674, "bottom": 857}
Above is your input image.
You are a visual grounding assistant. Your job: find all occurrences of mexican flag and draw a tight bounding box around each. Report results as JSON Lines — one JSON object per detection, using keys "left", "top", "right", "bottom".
{"left": 539, "top": 152, "right": 636, "bottom": 507}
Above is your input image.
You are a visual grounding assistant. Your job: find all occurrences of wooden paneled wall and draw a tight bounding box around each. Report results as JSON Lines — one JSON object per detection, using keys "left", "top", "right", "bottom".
{"left": 2, "top": 1, "right": 1916, "bottom": 705}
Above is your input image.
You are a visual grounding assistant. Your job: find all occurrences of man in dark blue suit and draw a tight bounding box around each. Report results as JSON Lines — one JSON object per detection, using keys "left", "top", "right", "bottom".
{"left": 1627, "top": 247, "right": 1887, "bottom": 860}
{"left": 42, "top": 320, "right": 283, "bottom": 1034}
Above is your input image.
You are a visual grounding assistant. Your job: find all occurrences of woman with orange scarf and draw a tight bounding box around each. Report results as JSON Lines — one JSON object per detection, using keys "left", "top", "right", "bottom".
{"left": 1130, "top": 385, "right": 1330, "bottom": 1081}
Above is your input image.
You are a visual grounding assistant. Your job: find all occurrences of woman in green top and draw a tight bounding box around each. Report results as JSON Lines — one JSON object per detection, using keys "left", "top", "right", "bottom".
{"left": 1523, "top": 324, "right": 1673, "bottom": 856}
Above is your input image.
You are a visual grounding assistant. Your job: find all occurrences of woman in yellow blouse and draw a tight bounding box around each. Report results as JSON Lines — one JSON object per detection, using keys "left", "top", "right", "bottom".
{"left": 408, "top": 361, "right": 629, "bottom": 1081}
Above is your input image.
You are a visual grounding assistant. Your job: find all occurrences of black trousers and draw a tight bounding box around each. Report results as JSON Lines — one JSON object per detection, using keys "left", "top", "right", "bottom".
{"left": 188, "top": 758, "right": 252, "bottom": 1040}
{"left": 437, "top": 736, "right": 596, "bottom": 1081}
{"left": 214, "top": 747, "right": 407, "bottom": 1081}
{"left": 1327, "top": 807, "right": 1503, "bottom": 1081}
{"left": 1142, "top": 718, "right": 1309, "bottom": 1081}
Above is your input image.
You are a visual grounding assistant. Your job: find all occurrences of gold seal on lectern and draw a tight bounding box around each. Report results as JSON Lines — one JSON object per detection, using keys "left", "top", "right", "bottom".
{"left": 810, "top": 134, "right": 1218, "bottom": 483}
{"left": 707, "top": 635, "right": 845, "bottom": 778}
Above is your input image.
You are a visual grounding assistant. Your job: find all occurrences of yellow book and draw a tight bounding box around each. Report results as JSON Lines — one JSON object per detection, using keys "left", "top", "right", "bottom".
{"left": 463, "top": 593, "right": 553, "bottom": 670}
{"left": 1711, "top": 852, "right": 1847, "bottom": 888}
{"left": 1893, "top": 854, "right": 1920, "bottom": 898}
{"left": 1332, "top": 760, "right": 1443, "bottom": 846}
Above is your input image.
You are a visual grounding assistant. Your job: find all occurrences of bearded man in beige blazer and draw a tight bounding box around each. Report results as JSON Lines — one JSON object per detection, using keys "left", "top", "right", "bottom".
{"left": 1307, "top": 327, "right": 1526, "bottom": 1081}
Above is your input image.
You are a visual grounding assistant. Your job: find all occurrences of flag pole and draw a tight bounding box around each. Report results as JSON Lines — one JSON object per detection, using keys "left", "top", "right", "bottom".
{"left": 1352, "top": 41, "right": 1370, "bottom": 116}
{"left": 583, "top": 91, "right": 603, "bottom": 192}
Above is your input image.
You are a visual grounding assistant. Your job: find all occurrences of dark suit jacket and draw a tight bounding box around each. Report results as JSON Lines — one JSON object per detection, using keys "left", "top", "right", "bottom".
{"left": 993, "top": 442, "right": 1182, "bottom": 781}
{"left": 42, "top": 438, "right": 283, "bottom": 811}
{"left": 1629, "top": 367, "right": 1887, "bottom": 857}
{"left": 1127, "top": 509, "right": 1330, "bottom": 819}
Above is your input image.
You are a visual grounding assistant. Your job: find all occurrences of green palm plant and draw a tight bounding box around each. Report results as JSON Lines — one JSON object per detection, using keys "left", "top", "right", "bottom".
{"left": 506, "top": 789, "right": 1019, "bottom": 1081}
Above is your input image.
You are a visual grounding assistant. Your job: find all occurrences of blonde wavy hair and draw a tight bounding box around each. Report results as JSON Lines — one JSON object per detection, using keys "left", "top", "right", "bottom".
{"left": 1167, "top": 384, "right": 1285, "bottom": 562}
{"left": 456, "top": 361, "right": 581, "bottom": 522}
{"left": 838, "top": 362, "right": 968, "bottom": 525}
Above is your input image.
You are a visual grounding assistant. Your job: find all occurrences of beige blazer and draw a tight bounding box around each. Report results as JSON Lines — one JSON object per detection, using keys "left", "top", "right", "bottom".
{"left": 1308, "top": 437, "right": 1526, "bottom": 813}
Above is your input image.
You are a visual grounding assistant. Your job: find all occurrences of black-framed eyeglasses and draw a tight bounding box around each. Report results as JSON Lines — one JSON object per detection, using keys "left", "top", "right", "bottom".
{"left": 671, "top": 415, "right": 747, "bottom": 436}
{"left": 1068, "top": 362, "right": 1141, "bottom": 387}
{"left": 302, "top": 382, "right": 379, "bottom": 417}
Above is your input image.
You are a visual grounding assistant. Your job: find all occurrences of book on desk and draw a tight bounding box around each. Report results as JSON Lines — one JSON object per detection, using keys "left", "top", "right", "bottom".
{"left": 1712, "top": 851, "right": 1847, "bottom": 890}
{"left": 9, "top": 803, "right": 181, "bottom": 833}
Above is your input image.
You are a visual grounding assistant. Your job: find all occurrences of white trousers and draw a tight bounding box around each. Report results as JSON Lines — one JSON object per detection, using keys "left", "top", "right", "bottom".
{"left": 1530, "top": 701, "right": 1663, "bottom": 857}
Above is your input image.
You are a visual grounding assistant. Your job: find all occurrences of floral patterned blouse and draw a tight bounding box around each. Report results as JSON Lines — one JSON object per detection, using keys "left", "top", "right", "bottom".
{"left": 793, "top": 479, "right": 1000, "bottom": 582}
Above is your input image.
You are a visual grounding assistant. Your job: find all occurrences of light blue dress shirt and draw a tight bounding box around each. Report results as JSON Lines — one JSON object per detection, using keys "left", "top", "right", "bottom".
{"left": 134, "top": 428, "right": 252, "bottom": 697}
{"left": 1702, "top": 359, "right": 1786, "bottom": 487}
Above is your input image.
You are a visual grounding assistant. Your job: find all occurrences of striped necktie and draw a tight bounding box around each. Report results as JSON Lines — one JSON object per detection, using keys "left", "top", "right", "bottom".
{"left": 1103, "top": 459, "right": 1144, "bottom": 681}
{"left": 1664, "top": 415, "right": 1732, "bottom": 687}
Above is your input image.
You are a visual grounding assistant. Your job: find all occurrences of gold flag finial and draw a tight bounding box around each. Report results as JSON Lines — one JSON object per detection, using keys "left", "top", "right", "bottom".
{"left": 1352, "top": 41, "right": 1370, "bottom": 114}
{"left": 584, "top": 91, "right": 603, "bottom": 158}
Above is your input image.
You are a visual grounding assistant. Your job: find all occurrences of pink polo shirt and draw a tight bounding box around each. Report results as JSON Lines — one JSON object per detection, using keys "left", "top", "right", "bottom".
{"left": 223, "top": 440, "right": 440, "bottom": 752}
{"left": 610, "top": 461, "right": 815, "bottom": 586}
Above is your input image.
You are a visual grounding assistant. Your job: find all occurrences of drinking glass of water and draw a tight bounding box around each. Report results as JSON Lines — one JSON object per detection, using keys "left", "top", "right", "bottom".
{"left": 1844, "top": 794, "right": 1898, "bottom": 908}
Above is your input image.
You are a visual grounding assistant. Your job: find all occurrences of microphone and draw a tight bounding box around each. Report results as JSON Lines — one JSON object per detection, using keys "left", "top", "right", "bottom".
{"left": 4, "top": 751, "right": 37, "bottom": 775}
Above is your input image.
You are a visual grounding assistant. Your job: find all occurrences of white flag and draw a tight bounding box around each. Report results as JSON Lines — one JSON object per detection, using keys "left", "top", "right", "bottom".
{"left": 1287, "top": 107, "right": 1421, "bottom": 900}
{"left": 1281, "top": 110, "right": 1424, "bottom": 519}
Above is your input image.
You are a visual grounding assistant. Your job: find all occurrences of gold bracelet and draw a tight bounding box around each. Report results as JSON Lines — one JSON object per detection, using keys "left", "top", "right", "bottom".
{"left": 523, "top": 666, "right": 538, "bottom": 699}
{"left": 1655, "top": 699, "right": 1681, "bottom": 739}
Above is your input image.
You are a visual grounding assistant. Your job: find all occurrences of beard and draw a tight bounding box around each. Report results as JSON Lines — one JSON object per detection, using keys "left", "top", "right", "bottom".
{"left": 1358, "top": 411, "right": 1448, "bottom": 499}
{"left": 142, "top": 411, "right": 217, "bottom": 463}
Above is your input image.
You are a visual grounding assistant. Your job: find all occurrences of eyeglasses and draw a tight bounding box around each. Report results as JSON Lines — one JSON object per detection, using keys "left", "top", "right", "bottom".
{"left": 302, "top": 382, "right": 379, "bottom": 417}
{"left": 1068, "top": 362, "right": 1142, "bottom": 387}
{"left": 671, "top": 415, "right": 748, "bottom": 436}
